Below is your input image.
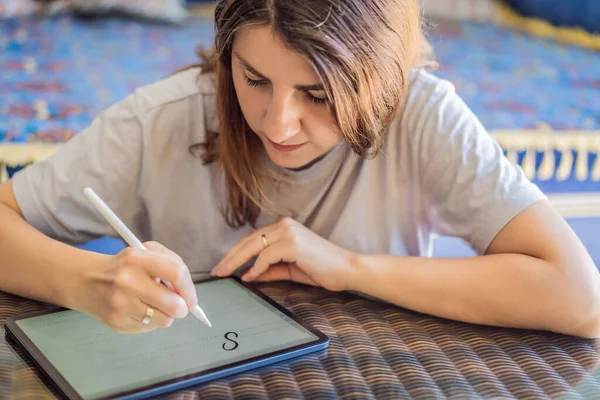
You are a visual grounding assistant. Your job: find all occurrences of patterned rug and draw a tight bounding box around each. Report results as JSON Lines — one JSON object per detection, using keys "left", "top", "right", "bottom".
{"left": 1, "top": 14, "right": 599, "bottom": 195}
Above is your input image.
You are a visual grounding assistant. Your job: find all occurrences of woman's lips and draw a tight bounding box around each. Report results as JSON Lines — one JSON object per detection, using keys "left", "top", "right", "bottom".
{"left": 269, "top": 140, "right": 306, "bottom": 152}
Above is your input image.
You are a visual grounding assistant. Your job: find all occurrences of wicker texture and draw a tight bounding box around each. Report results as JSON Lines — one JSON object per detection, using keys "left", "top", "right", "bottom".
{"left": 1, "top": 283, "right": 599, "bottom": 399}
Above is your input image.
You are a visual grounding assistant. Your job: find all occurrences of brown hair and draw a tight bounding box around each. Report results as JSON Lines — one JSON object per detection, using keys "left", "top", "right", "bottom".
{"left": 194, "top": 0, "right": 435, "bottom": 229}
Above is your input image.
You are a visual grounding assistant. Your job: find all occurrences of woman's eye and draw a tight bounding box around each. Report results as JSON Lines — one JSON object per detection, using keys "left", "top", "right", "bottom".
{"left": 244, "top": 73, "right": 328, "bottom": 106}
{"left": 305, "top": 92, "right": 328, "bottom": 105}
{"left": 244, "top": 75, "right": 267, "bottom": 87}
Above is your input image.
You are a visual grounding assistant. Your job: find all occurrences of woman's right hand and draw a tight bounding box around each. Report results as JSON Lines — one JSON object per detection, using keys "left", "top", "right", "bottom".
{"left": 76, "top": 241, "right": 198, "bottom": 334}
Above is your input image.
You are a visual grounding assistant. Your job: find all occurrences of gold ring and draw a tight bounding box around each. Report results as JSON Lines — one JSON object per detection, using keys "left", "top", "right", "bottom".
{"left": 142, "top": 306, "right": 154, "bottom": 324}
{"left": 261, "top": 234, "right": 268, "bottom": 249}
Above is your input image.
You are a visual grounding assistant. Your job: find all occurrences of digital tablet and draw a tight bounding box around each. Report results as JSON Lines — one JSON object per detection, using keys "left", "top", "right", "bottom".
{"left": 5, "top": 277, "right": 329, "bottom": 400}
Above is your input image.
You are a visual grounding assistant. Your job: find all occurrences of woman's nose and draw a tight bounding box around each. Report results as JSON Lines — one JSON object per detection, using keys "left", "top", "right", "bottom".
{"left": 262, "top": 93, "right": 301, "bottom": 143}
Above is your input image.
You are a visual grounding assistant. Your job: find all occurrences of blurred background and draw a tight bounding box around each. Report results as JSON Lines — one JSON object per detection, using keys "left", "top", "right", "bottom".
{"left": 0, "top": 0, "right": 599, "bottom": 263}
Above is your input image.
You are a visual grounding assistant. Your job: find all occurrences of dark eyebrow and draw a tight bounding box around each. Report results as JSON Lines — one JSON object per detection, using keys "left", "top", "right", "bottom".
{"left": 234, "top": 51, "right": 325, "bottom": 91}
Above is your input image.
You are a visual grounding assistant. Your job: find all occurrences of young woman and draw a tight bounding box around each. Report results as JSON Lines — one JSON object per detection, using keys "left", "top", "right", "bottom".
{"left": 0, "top": 0, "right": 598, "bottom": 337}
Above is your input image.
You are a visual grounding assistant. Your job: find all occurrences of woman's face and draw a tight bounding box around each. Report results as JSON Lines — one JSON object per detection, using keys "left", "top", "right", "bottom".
{"left": 231, "top": 25, "right": 342, "bottom": 170}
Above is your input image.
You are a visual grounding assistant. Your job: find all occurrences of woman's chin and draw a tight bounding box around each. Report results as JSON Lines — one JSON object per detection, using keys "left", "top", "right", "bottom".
{"left": 265, "top": 148, "right": 318, "bottom": 171}
{"left": 268, "top": 155, "right": 309, "bottom": 170}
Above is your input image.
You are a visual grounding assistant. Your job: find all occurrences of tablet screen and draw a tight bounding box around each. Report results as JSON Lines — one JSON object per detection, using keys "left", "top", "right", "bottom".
{"left": 13, "top": 278, "right": 322, "bottom": 399}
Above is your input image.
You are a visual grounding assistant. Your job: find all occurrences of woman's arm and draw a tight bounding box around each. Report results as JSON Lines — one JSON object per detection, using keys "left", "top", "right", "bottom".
{"left": 0, "top": 179, "right": 199, "bottom": 333}
{"left": 0, "top": 180, "right": 107, "bottom": 308}
{"left": 211, "top": 201, "right": 599, "bottom": 338}
{"left": 348, "top": 200, "right": 600, "bottom": 338}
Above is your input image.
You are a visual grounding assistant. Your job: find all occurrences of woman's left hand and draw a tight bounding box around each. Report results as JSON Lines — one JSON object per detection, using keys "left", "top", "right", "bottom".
{"left": 211, "top": 218, "right": 356, "bottom": 291}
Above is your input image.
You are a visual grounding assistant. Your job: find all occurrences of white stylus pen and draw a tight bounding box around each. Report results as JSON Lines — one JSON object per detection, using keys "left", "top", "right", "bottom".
{"left": 82, "top": 187, "right": 212, "bottom": 328}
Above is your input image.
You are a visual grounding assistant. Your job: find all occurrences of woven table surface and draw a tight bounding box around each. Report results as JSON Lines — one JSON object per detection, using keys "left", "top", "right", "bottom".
{"left": 2, "top": 282, "right": 600, "bottom": 399}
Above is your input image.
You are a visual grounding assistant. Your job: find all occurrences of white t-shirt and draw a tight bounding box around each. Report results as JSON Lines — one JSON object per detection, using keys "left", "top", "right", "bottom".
{"left": 12, "top": 67, "right": 546, "bottom": 279}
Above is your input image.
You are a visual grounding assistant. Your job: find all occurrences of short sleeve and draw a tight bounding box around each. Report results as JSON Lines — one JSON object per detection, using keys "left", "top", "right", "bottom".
{"left": 406, "top": 71, "right": 547, "bottom": 255}
{"left": 11, "top": 93, "right": 146, "bottom": 245}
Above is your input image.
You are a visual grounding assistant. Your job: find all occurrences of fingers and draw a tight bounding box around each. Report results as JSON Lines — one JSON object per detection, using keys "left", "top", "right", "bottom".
{"left": 243, "top": 264, "right": 290, "bottom": 282}
{"left": 108, "top": 304, "right": 174, "bottom": 334}
{"left": 242, "top": 241, "right": 294, "bottom": 281}
{"left": 110, "top": 279, "right": 184, "bottom": 332}
{"left": 99, "top": 242, "right": 201, "bottom": 334}
{"left": 102, "top": 288, "right": 177, "bottom": 334}
{"left": 213, "top": 228, "right": 283, "bottom": 277}
{"left": 139, "top": 242, "right": 199, "bottom": 309}
{"left": 135, "top": 302, "right": 175, "bottom": 329}
{"left": 214, "top": 228, "right": 268, "bottom": 272}
{"left": 243, "top": 264, "right": 318, "bottom": 286}
{"left": 133, "top": 274, "right": 189, "bottom": 319}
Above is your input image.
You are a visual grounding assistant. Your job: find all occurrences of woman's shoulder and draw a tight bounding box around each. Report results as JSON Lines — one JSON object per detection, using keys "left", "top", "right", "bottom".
{"left": 384, "top": 67, "right": 484, "bottom": 169}
{"left": 103, "top": 67, "right": 218, "bottom": 145}
{"left": 98, "top": 66, "right": 216, "bottom": 123}
{"left": 131, "top": 67, "right": 216, "bottom": 114}
{"left": 389, "top": 68, "right": 471, "bottom": 141}
{"left": 404, "top": 68, "right": 457, "bottom": 113}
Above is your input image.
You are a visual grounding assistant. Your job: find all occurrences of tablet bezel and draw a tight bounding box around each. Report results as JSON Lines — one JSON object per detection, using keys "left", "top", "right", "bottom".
{"left": 5, "top": 276, "right": 329, "bottom": 400}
